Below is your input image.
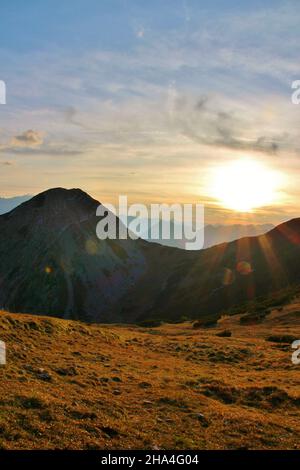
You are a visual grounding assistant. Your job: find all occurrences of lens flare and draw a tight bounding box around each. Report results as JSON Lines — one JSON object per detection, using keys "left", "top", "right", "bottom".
{"left": 236, "top": 261, "right": 252, "bottom": 275}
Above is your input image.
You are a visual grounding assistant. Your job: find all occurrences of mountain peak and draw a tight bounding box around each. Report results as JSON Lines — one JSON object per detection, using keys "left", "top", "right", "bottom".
{"left": 0, "top": 187, "right": 145, "bottom": 321}
{"left": 0, "top": 187, "right": 101, "bottom": 229}
{"left": 31, "top": 187, "right": 99, "bottom": 206}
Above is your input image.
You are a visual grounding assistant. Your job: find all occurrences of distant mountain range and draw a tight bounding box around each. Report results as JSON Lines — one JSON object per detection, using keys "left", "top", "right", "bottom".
{"left": 0, "top": 188, "right": 299, "bottom": 323}
{"left": 0, "top": 194, "right": 273, "bottom": 249}
{"left": 0, "top": 195, "right": 32, "bottom": 215}
{"left": 127, "top": 217, "right": 273, "bottom": 249}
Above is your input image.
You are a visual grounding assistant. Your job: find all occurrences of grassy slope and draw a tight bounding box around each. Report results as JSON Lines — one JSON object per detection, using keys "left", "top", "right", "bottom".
{"left": 0, "top": 304, "right": 300, "bottom": 450}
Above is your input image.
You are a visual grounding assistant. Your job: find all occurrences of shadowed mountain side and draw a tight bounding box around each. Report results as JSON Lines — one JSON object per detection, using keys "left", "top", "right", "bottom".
{"left": 0, "top": 188, "right": 146, "bottom": 322}
{"left": 124, "top": 219, "right": 300, "bottom": 322}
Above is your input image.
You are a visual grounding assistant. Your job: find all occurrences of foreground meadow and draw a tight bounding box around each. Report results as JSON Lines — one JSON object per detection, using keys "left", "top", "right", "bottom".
{"left": 0, "top": 303, "right": 300, "bottom": 450}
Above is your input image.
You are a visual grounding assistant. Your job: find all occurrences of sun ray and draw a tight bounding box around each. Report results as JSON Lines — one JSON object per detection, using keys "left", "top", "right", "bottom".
{"left": 258, "top": 234, "right": 287, "bottom": 288}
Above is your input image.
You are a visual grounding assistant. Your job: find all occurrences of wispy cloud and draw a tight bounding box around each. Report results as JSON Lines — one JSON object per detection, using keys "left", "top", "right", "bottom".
{"left": 0, "top": 1, "right": 300, "bottom": 222}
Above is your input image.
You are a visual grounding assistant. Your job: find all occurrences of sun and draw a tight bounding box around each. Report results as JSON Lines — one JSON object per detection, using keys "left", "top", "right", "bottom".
{"left": 210, "top": 159, "right": 283, "bottom": 212}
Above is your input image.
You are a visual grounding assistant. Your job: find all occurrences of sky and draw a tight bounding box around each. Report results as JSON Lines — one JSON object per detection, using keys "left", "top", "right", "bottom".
{"left": 0, "top": 0, "right": 300, "bottom": 224}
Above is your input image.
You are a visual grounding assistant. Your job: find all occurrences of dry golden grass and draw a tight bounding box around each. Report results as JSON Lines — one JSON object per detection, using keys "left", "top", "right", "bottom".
{"left": 0, "top": 302, "right": 300, "bottom": 450}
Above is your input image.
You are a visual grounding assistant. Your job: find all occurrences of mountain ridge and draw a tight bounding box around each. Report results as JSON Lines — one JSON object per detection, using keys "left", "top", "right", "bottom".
{"left": 0, "top": 187, "right": 299, "bottom": 323}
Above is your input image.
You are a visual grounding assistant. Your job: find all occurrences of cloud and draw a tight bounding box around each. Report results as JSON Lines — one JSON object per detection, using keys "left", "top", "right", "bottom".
{"left": 166, "top": 92, "right": 294, "bottom": 156}
{"left": 63, "top": 106, "right": 86, "bottom": 128}
{"left": 7, "top": 145, "right": 84, "bottom": 156}
{"left": 11, "top": 130, "right": 44, "bottom": 148}
{"left": 0, "top": 129, "right": 44, "bottom": 154}
{"left": 0, "top": 129, "right": 84, "bottom": 157}
{"left": 183, "top": 122, "right": 282, "bottom": 155}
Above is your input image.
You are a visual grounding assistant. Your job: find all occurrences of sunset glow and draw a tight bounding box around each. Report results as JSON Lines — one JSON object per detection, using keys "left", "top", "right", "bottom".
{"left": 210, "top": 159, "right": 284, "bottom": 213}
